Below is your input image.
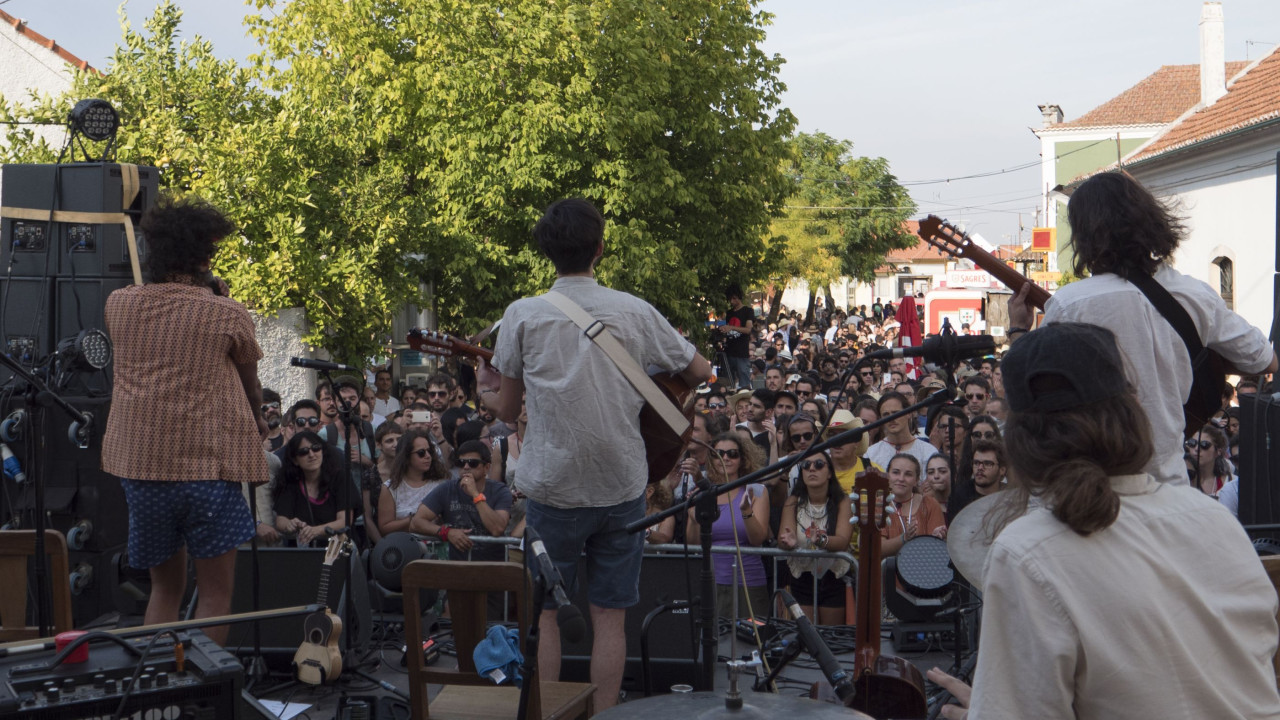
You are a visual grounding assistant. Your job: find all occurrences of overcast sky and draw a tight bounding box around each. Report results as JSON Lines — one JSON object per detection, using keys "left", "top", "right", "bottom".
{"left": 5, "top": 0, "right": 1280, "bottom": 245}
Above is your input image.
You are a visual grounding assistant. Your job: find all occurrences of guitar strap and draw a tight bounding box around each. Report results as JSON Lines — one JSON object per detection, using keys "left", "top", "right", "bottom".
{"left": 540, "top": 291, "right": 690, "bottom": 436}
{"left": 1127, "top": 273, "right": 1220, "bottom": 412}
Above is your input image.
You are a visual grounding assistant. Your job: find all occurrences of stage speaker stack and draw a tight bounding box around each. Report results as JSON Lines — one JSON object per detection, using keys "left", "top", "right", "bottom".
{"left": 0, "top": 162, "right": 158, "bottom": 390}
{"left": 1237, "top": 392, "right": 1280, "bottom": 540}
{"left": 0, "top": 162, "right": 157, "bottom": 626}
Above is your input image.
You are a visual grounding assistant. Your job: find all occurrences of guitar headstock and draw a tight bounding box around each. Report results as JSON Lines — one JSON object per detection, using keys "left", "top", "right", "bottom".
{"left": 853, "top": 469, "right": 892, "bottom": 531}
{"left": 916, "top": 214, "right": 973, "bottom": 261}
{"left": 406, "top": 328, "right": 459, "bottom": 360}
{"left": 322, "top": 534, "right": 350, "bottom": 566}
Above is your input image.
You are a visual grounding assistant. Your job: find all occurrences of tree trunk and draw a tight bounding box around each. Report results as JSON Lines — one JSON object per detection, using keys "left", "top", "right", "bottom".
{"left": 767, "top": 286, "right": 784, "bottom": 325}
{"left": 804, "top": 290, "right": 816, "bottom": 330}
{"left": 825, "top": 287, "right": 837, "bottom": 314}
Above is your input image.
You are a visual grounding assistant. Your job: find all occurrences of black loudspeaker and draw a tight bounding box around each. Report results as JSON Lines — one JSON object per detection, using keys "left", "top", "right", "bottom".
{"left": 0, "top": 276, "right": 54, "bottom": 372}
{"left": 224, "top": 546, "right": 334, "bottom": 669}
{"left": 558, "top": 553, "right": 700, "bottom": 693}
{"left": 0, "top": 162, "right": 157, "bottom": 277}
{"left": 1238, "top": 393, "right": 1280, "bottom": 538}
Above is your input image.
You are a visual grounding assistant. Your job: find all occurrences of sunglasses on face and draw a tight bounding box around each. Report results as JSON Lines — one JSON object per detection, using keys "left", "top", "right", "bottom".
{"left": 716, "top": 448, "right": 741, "bottom": 459}
{"left": 458, "top": 458, "right": 485, "bottom": 469}
{"left": 972, "top": 430, "right": 997, "bottom": 440}
{"left": 413, "top": 449, "right": 432, "bottom": 458}
{"left": 966, "top": 393, "right": 987, "bottom": 401}
{"left": 295, "top": 443, "right": 324, "bottom": 458}
{"left": 707, "top": 402, "right": 727, "bottom": 409}
{"left": 800, "top": 459, "right": 827, "bottom": 471}
{"left": 427, "top": 390, "right": 448, "bottom": 397}
{"left": 790, "top": 431, "right": 814, "bottom": 444}
{"left": 261, "top": 402, "right": 280, "bottom": 412}
{"left": 795, "top": 390, "right": 812, "bottom": 397}
{"left": 294, "top": 417, "right": 321, "bottom": 428}
{"left": 1186, "top": 439, "right": 1214, "bottom": 450}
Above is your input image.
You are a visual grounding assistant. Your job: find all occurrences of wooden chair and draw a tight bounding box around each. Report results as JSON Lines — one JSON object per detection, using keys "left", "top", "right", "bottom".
{"left": 402, "top": 559, "right": 595, "bottom": 720}
{"left": 1262, "top": 555, "right": 1280, "bottom": 690}
{"left": 0, "top": 530, "right": 74, "bottom": 641}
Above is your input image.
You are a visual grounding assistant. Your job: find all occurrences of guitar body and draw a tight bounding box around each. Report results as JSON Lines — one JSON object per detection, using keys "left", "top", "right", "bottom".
{"left": 293, "top": 535, "right": 348, "bottom": 685}
{"left": 408, "top": 329, "right": 696, "bottom": 483}
{"left": 294, "top": 610, "right": 344, "bottom": 685}
{"left": 853, "top": 657, "right": 927, "bottom": 719}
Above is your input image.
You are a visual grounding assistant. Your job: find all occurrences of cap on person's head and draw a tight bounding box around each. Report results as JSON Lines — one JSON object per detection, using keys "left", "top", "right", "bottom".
{"left": 824, "top": 409, "right": 869, "bottom": 455}
{"left": 1002, "top": 322, "right": 1128, "bottom": 413}
{"left": 786, "top": 373, "right": 802, "bottom": 384}
{"left": 778, "top": 348, "right": 794, "bottom": 361}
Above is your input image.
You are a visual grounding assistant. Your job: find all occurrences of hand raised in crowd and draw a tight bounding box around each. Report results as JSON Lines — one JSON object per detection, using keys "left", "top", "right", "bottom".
{"left": 459, "top": 472, "right": 479, "bottom": 498}
{"left": 739, "top": 488, "right": 755, "bottom": 517}
{"left": 925, "top": 667, "right": 971, "bottom": 720}
{"left": 678, "top": 456, "right": 700, "bottom": 480}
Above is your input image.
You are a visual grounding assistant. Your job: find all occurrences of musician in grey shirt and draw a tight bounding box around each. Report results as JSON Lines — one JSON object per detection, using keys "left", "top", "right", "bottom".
{"left": 478, "top": 198, "right": 711, "bottom": 711}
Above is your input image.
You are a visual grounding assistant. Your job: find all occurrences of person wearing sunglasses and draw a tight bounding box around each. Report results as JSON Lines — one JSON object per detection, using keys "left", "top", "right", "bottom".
{"left": 273, "top": 431, "right": 358, "bottom": 548}
{"left": 1186, "top": 424, "right": 1231, "bottom": 498}
{"left": 377, "top": 429, "right": 449, "bottom": 537}
{"left": 686, "top": 433, "right": 770, "bottom": 620}
{"left": 961, "top": 376, "right": 991, "bottom": 421}
{"left": 776, "top": 451, "right": 851, "bottom": 626}
{"left": 412, "top": 440, "right": 512, "bottom": 564}
{"left": 261, "top": 388, "right": 285, "bottom": 451}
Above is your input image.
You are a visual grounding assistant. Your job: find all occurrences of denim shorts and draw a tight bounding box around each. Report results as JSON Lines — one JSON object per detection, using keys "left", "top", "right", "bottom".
{"left": 119, "top": 478, "right": 256, "bottom": 569}
{"left": 525, "top": 495, "right": 645, "bottom": 609}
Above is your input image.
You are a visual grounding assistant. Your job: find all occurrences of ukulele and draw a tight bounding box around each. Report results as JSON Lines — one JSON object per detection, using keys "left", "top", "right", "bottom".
{"left": 849, "top": 470, "right": 927, "bottom": 719}
{"left": 916, "top": 214, "right": 1052, "bottom": 310}
{"left": 292, "top": 534, "right": 349, "bottom": 685}
{"left": 408, "top": 328, "right": 697, "bottom": 484}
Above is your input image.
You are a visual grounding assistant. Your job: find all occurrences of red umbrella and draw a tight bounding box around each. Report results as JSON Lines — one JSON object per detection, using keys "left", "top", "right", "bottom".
{"left": 895, "top": 296, "right": 923, "bottom": 380}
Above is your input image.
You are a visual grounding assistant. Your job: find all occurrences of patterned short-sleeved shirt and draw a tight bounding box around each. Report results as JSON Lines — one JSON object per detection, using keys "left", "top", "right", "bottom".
{"left": 101, "top": 282, "right": 268, "bottom": 484}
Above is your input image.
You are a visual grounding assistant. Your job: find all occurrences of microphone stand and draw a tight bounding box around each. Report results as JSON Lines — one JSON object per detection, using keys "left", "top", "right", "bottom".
{"left": 516, "top": 542, "right": 546, "bottom": 720}
{"left": 628, "top": 385, "right": 954, "bottom": 692}
{"left": 322, "top": 370, "right": 363, "bottom": 667}
{"left": 0, "top": 351, "right": 96, "bottom": 638}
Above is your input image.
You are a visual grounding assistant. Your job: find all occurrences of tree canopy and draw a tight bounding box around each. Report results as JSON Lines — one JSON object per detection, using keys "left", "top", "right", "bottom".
{"left": 1, "top": 0, "right": 797, "bottom": 362}
{"left": 765, "top": 131, "right": 916, "bottom": 324}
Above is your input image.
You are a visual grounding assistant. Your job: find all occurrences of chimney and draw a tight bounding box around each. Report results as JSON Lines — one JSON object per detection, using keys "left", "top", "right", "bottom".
{"left": 1200, "top": 2, "right": 1226, "bottom": 106}
{"left": 1038, "top": 103, "right": 1063, "bottom": 126}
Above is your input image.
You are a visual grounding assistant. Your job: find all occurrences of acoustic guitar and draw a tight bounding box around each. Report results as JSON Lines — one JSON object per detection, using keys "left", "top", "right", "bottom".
{"left": 849, "top": 470, "right": 927, "bottom": 719}
{"left": 917, "top": 214, "right": 1225, "bottom": 437}
{"left": 293, "top": 534, "right": 348, "bottom": 685}
{"left": 408, "top": 328, "right": 696, "bottom": 484}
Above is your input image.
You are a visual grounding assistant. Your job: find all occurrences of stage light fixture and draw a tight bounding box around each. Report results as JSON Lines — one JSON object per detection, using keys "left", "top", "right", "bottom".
{"left": 57, "top": 329, "right": 113, "bottom": 372}
{"left": 69, "top": 99, "right": 119, "bottom": 142}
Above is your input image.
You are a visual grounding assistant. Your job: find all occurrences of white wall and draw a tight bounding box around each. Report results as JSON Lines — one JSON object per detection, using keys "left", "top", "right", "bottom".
{"left": 0, "top": 20, "right": 76, "bottom": 152}
{"left": 253, "top": 307, "right": 314, "bottom": 409}
{"left": 1131, "top": 129, "right": 1279, "bottom": 334}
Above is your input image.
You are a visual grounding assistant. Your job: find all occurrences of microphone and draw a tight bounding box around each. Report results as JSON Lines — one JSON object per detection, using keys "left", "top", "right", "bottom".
{"left": 524, "top": 525, "right": 586, "bottom": 644}
{"left": 779, "top": 589, "right": 855, "bottom": 705}
{"left": 862, "top": 335, "right": 994, "bottom": 364}
{"left": 290, "top": 357, "right": 361, "bottom": 373}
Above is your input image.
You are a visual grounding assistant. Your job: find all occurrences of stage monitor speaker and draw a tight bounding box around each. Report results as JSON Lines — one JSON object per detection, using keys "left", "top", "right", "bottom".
{"left": 224, "top": 546, "right": 338, "bottom": 670}
{"left": 1238, "top": 392, "right": 1280, "bottom": 539}
{"left": 559, "top": 553, "right": 700, "bottom": 692}
{"left": 0, "top": 162, "right": 157, "bottom": 277}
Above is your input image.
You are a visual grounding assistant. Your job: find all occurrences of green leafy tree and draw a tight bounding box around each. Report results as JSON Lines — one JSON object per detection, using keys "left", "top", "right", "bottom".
{"left": 764, "top": 132, "right": 916, "bottom": 325}
{"left": 2, "top": 0, "right": 795, "bottom": 362}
